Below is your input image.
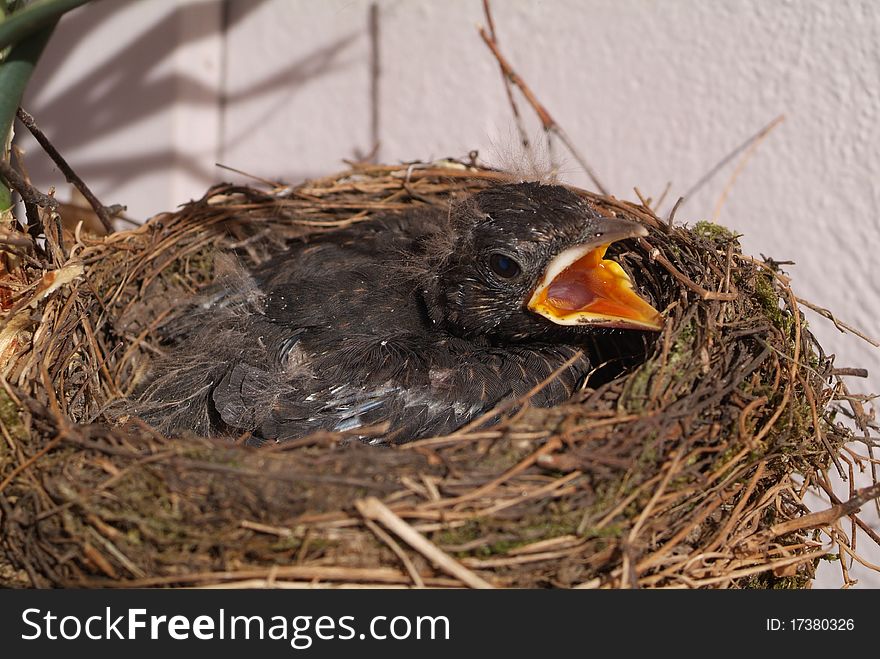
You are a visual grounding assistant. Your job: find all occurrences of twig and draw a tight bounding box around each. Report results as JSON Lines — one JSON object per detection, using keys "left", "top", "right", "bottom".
{"left": 633, "top": 187, "right": 650, "bottom": 208}
{"left": 706, "top": 462, "right": 766, "bottom": 552}
{"left": 368, "top": 2, "right": 381, "bottom": 161}
{"left": 82, "top": 542, "right": 117, "bottom": 579}
{"left": 653, "top": 181, "right": 672, "bottom": 213}
{"left": 814, "top": 472, "right": 880, "bottom": 546}
{"left": 359, "top": 513, "right": 425, "bottom": 588}
{"left": 9, "top": 144, "right": 48, "bottom": 231}
{"left": 680, "top": 115, "right": 785, "bottom": 212}
{"left": 753, "top": 286, "right": 801, "bottom": 444}
{"left": 196, "top": 580, "right": 412, "bottom": 590}
{"left": 803, "top": 376, "right": 845, "bottom": 478}
{"left": 477, "top": 25, "right": 608, "bottom": 194}
{"left": 482, "top": 0, "right": 534, "bottom": 163}
{"left": 214, "top": 162, "right": 283, "bottom": 188}
{"left": 796, "top": 297, "right": 880, "bottom": 348}
{"left": 461, "top": 544, "right": 586, "bottom": 568}
{"left": 0, "top": 157, "right": 57, "bottom": 211}
{"left": 712, "top": 115, "right": 786, "bottom": 220}
{"left": 356, "top": 496, "right": 494, "bottom": 589}
{"left": 0, "top": 229, "right": 35, "bottom": 248}
{"left": 74, "top": 566, "right": 447, "bottom": 588}
{"left": 86, "top": 525, "right": 145, "bottom": 579}
{"left": 831, "top": 368, "right": 869, "bottom": 378}
{"left": 16, "top": 107, "right": 115, "bottom": 232}
{"left": 0, "top": 433, "right": 63, "bottom": 494}
{"left": 240, "top": 519, "right": 296, "bottom": 537}
{"left": 421, "top": 437, "right": 561, "bottom": 510}
{"left": 629, "top": 449, "right": 682, "bottom": 541}
{"left": 666, "top": 196, "right": 684, "bottom": 228}
{"left": 769, "top": 482, "right": 880, "bottom": 537}
{"left": 638, "top": 236, "right": 738, "bottom": 301}
{"left": 477, "top": 470, "right": 581, "bottom": 516}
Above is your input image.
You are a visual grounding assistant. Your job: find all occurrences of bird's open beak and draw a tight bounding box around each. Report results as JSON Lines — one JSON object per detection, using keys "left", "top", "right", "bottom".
{"left": 527, "top": 221, "right": 664, "bottom": 331}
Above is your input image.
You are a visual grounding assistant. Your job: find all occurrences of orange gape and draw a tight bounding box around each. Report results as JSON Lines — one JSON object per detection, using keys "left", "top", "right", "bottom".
{"left": 529, "top": 244, "right": 663, "bottom": 330}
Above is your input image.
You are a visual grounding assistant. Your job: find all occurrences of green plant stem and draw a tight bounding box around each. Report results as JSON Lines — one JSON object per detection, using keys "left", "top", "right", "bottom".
{"left": 0, "top": 0, "right": 93, "bottom": 209}
{"left": 0, "top": 0, "right": 89, "bottom": 52}
{"left": 0, "top": 22, "right": 56, "bottom": 209}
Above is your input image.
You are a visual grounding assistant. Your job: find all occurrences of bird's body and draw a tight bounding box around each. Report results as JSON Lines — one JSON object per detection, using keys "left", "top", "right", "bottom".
{"left": 134, "top": 183, "right": 662, "bottom": 445}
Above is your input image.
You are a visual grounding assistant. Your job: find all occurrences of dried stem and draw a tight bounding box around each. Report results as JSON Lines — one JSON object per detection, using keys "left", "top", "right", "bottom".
{"left": 0, "top": 156, "right": 57, "bottom": 213}
{"left": 797, "top": 296, "right": 880, "bottom": 348}
{"left": 16, "top": 107, "right": 116, "bottom": 232}
{"left": 357, "top": 497, "right": 494, "bottom": 589}
{"left": 482, "top": 0, "right": 533, "bottom": 161}
{"left": 680, "top": 115, "right": 785, "bottom": 213}
{"left": 477, "top": 25, "right": 608, "bottom": 194}
{"left": 712, "top": 115, "right": 786, "bottom": 220}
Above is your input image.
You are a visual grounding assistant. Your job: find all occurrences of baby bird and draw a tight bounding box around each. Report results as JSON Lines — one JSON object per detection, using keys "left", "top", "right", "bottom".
{"left": 134, "top": 182, "right": 663, "bottom": 445}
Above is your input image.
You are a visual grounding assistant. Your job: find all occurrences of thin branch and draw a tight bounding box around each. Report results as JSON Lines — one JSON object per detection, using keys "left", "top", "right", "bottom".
{"left": 214, "top": 162, "right": 283, "bottom": 188}
{"left": 652, "top": 181, "right": 672, "bottom": 213}
{"left": 9, "top": 143, "right": 43, "bottom": 230}
{"left": 356, "top": 496, "right": 494, "bottom": 589}
{"left": 360, "top": 515, "right": 425, "bottom": 588}
{"left": 680, "top": 115, "right": 785, "bottom": 211}
{"left": 16, "top": 107, "right": 116, "bottom": 232}
{"left": 0, "top": 158, "right": 56, "bottom": 210}
{"left": 477, "top": 25, "right": 608, "bottom": 194}
{"left": 666, "top": 196, "right": 684, "bottom": 227}
{"left": 712, "top": 115, "right": 786, "bottom": 220}
{"left": 482, "top": 0, "right": 533, "bottom": 161}
{"left": 769, "top": 482, "right": 880, "bottom": 537}
{"left": 797, "top": 296, "right": 880, "bottom": 348}
{"left": 831, "top": 368, "right": 869, "bottom": 378}
{"left": 368, "top": 2, "right": 380, "bottom": 161}
{"left": 638, "top": 236, "right": 738, "bottom": 301}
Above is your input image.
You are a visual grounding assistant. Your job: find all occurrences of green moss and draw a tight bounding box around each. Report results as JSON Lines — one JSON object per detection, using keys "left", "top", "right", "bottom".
{"left": 666, "top": 322, "right": 696, "bottom": 369}
{"left": 481, "top": 539, "right": 523, "bottom": 556}
{"left": 164, "top": 247, "right": 216, "bottom": 287}
{"left": 619, "top": 366, "right": 652, "bottom": 413}
{"left": 714, "top": 442, "right": 751, "bottom": 474}
{"left": 637, "top": 443, "right": 658, "bottom": 467}
{"left": 692, "top": 220, "right": 739, "bottom": 244}
{"left": 742, "top": 570, "right": 813, "bottom": 590}
{"left": 434, "top": 507, "right": 583, "bottom": 558}
{"left": 579, "top": 523, "right": 626, "bottom": 539}
{"left": 621, "top": 321, "right": 697, "bottom": 413}
{"left": 434, "top": 520, "right": 484, "bottom": 548}
{"left": 752, "top": 273, "right": 792, "bottom": 334}
{"left": 0, "top": 388, "right": 26, "bottom": 442}
{"left": 535, "top": 506, "right": 582, "bottom": 537}
{"left": 268, "top": 536, "right": 302, "bottom": 552}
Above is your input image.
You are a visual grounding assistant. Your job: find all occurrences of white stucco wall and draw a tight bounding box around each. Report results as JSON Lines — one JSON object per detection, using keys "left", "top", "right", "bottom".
{"left": 18, "top": 0, "right": 880, "bottom": 587}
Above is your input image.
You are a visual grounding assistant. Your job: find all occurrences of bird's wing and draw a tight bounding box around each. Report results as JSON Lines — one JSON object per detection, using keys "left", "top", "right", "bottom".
{"left": 256, "top": 338, "right": 588, "bottom": 445}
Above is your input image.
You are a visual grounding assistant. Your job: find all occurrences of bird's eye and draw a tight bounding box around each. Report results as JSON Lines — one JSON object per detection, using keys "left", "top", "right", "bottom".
{"left": 489, "top": 253, "right": 522, "bottom": 279}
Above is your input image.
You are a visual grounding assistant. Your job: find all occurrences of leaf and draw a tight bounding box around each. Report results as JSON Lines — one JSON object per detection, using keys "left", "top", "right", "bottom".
{"left": 29, "top": 261, "right": 83, "bottom": 306}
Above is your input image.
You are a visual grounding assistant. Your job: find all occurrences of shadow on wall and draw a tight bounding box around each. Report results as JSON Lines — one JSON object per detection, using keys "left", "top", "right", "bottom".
{"left": 18, "top": 0, "right": 359, "bottom": 200}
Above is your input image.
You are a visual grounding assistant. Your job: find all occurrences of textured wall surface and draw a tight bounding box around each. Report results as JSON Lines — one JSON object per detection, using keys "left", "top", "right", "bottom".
{"left": 19, "top": 0, "right": 880, "bottom": 587}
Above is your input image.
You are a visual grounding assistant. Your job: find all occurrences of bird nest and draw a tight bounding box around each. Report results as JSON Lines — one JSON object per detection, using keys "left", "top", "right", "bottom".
{"left": 0, "top": 160, "right": 876, "bottom": 589}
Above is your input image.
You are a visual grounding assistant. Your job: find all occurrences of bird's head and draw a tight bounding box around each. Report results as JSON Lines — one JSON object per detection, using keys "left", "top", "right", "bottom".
{"left": 435, "top": 182, "right": 664, "bottom": 343}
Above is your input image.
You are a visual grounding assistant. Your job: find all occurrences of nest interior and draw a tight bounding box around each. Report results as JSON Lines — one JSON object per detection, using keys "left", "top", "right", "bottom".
{"left": 0, "top": 161, "right": 875, "bottom": 589}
